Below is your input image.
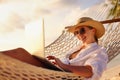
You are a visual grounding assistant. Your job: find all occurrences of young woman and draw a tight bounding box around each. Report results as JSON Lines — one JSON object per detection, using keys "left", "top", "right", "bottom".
{"left": 47, "top": 17, "right": 108, "bottom": 80}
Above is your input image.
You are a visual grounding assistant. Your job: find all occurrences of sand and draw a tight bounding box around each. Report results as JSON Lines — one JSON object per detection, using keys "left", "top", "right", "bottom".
{"left": 100, "top": 65, "right": 120, "bottom": 80}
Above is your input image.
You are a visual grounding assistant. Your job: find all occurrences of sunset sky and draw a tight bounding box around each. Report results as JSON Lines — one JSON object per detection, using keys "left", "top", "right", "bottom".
{"left": 0, "top": 0, "right": 105, "bottom": 54}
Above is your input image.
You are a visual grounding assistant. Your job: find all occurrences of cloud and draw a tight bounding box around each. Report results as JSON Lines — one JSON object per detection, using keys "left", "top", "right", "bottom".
{"left": 61, "top": 8, "right": 82, "bottom": 26}
{"left": 0, "top": 0, "right": 106, "bottom": 44}
{"left": 0, "top": 1, "right": 52, "bottom": 34}
{"left": 51, "top": 0, "right": 106, "bottom": 26}
{"left": 43, "top": 0, "right": 104, "bottom": 45}
{"left": 49, "top": 0, "right": 105, "bottom": 9}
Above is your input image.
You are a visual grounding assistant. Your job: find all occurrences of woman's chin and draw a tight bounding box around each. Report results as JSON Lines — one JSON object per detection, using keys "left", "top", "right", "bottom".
{"left": 82, "top": 39, "right": 86, "bottom": 43}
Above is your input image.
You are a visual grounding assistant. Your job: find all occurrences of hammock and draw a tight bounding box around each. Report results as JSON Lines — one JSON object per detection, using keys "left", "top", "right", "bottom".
{"left": 0, "top": 53, "right": 83, "bottom": 80}
{"left": 0, "top": 2, "right": 120, "bottom": 79}
{"left": 0, "top": 18, "right": 119, "bottom": 80}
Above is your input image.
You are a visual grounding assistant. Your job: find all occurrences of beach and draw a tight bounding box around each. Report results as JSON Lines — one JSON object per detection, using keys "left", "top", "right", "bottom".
{"left": 100, "top": 54, "right": 120, "bottom": 80}
{"left": 100, "top": 65, "right": 120, "bottom": 80}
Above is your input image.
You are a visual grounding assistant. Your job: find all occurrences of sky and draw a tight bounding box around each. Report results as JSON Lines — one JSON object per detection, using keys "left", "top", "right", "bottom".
{"left": 0, "top": 0, "right": 105, "bottom": 54}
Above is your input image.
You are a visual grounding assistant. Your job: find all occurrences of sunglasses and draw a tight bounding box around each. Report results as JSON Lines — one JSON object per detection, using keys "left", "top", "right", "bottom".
{"left": 74, "top": 26, "right": 93, "bottom": 36}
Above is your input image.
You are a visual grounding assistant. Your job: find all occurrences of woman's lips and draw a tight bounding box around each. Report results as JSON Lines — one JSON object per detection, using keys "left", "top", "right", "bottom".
{"left": 81, "top": 36, "right": 86, "bottom": 42}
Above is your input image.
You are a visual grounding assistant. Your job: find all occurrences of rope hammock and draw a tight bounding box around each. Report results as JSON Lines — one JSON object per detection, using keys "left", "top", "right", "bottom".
{"left": 0, "top": 3, "right": 120, "bottom": 80}
{"left": 0, "top": 18, "right": 119, "bottom": 80}
{"left": 0, "top": 53, "right": 83, "bottom": 80}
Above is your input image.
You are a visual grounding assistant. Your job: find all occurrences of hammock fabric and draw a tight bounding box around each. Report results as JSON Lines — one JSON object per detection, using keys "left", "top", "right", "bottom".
{"left": 0, "top": 22, "right": 119, "bottom": 80}
{"left": 0, "top": 1, "right": 120, "bottom": 79}
{"left": 0, "top": 17, "right": 119, "bottom": 79}
{"left": 0, "top": 52, "right": 83, "bottom": 80}
{"left": 0, "top": 48, "right": 83, "bottom": 80}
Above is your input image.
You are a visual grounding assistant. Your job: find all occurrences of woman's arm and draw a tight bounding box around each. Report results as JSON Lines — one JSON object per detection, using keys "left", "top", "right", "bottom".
{"left": 47, "top": 56, "right": 93, "bottom": 78}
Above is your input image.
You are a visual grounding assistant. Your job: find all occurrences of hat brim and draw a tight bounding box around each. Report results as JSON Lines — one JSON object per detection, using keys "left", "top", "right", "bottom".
{"left": 68, "top": 20, "right": 105, "bottom": 38}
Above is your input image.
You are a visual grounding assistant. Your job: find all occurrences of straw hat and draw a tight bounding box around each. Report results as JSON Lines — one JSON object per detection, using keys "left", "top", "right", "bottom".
{"left": 68, "top": 17, "right": 105, "bottom": 38}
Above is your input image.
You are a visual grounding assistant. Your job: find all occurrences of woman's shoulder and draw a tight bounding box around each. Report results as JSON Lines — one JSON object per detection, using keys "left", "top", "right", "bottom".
{"left": 95, "top": 46, "right": 108, "bottom": 59}
{"left": 97, "top": 44, "right": 106, "bottom": 51}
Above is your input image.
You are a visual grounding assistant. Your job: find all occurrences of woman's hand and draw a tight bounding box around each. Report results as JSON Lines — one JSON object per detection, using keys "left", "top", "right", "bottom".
{"left": 47, "top": 56, "right": 93, "bottom": 77}
{"left": 46, "top": 56, "right": 58, "bottom": 65}
{"left": 47, "top": 56, "right": 70, "bottom": 72}
{"left": 46, "top": 56, "right": 62, "bottom": 65}
{"left": 47, "top": 56, "right": 56, "bottom": 60}
{"left": 47, "top": 56, "right": 66, "bottom": 69}
{"left": 47, "top": 56, "right": 64, "bottom": 66}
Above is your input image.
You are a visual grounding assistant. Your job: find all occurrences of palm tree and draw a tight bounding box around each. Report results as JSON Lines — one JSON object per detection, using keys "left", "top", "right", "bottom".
{"left": 107, "top": 0, "right": 120, "bottom": 18}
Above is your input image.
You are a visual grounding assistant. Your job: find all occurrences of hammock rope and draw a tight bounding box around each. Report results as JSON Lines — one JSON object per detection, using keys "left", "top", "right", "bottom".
{"left": 0, "top": 2, "right": 120, "bottom": 80}
{"left": 0, "top": 53, "right": 83, "bottom": 80}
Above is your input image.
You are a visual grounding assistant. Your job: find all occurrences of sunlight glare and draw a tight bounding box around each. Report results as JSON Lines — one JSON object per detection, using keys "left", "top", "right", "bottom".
{"left": 25, "top": 18, "right": 44, "bottom": 56}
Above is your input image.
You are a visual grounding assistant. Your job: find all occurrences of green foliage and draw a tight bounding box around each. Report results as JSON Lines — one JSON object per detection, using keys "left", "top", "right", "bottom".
{"left": 107, "top": 0, "right": 120, "bottom": 18}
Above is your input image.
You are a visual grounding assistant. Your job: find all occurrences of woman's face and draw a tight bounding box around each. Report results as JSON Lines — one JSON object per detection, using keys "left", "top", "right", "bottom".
{"left": 74, "top": 26, "right": 96, "bottom": 44}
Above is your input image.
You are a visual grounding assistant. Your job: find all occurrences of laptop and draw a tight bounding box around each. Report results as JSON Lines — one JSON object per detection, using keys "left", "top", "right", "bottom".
{"left": 33, "top": 55, "right": 65, "bottom": 71}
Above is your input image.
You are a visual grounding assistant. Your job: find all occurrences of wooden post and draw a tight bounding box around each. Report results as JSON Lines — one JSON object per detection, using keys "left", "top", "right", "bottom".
{"left": 65, "top": 18, "right": 120, "bottom": 29}
{"left": 100, "top": 18, "right": 120, "bottom": 24}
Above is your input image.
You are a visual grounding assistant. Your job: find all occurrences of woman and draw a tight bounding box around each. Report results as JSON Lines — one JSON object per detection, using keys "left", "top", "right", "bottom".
{"left": 47, "top": 17, "right": 108, "bottom": 80}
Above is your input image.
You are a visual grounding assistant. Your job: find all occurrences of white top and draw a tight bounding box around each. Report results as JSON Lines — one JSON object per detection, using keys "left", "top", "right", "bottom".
{"left": 60, "top": 42, "right": 108, "bottom": 80}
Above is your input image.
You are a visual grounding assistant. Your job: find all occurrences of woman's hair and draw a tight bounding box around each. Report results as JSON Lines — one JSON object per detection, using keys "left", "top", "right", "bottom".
{"left": 88, "top": 26, "right": 98, "bottom": 43}
{"left": 94, "top": 36, "right": 98, "bottom": 43}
